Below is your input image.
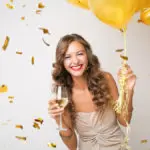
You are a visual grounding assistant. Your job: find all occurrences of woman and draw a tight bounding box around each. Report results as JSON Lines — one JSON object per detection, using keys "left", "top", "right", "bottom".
{"left": 48, "top": 34, "right": 136, "bottom": 150}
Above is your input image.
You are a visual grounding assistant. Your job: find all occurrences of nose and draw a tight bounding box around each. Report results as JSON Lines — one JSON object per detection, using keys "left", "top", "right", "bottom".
{"left": 72, "top": 56, "right": 79, "bottom": 65}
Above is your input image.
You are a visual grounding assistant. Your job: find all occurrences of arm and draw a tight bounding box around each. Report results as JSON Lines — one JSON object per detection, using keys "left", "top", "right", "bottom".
{"left": 48, "top": 100, "right": 77, "bottom": 150}
{"left": 58, "top": 109, "right": 77, "bottom": 150}
{"left": 104, "top": 72, "right": 135, "bottom": 127}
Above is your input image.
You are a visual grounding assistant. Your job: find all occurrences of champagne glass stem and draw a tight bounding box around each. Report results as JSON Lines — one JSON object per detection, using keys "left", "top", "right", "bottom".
{"left": 59, "top": 113, "right": 62, "bottom": 128}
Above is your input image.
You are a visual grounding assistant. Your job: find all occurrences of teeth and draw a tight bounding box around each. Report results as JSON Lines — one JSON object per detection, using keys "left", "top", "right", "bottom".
{"left": 72, "top": 65, "right": 81, "bottom": 69}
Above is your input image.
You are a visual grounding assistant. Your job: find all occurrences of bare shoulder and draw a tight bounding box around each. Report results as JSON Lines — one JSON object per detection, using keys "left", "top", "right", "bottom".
{"left": 103, "top": 71, "right": 118, "bottom": 91}
{"left": 103, "top": 71, "right": 114, "bottom": 81}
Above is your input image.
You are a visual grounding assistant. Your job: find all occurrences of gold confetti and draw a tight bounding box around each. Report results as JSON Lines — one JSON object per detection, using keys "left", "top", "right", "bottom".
{"left": 36, "top": 10, "right": 42, "bottom": 14}
{"left": 120, "top": 55, "right": 128, "bottom": 61}
{"left": 8, "top": 96, "right": 14, "bottom": 99}
{"left": 120, "top": 29, "right": 124, "bottom": 32}
{"left": 21, "top": 16, "right": 25, "bottom": 20}
{"left": 9, "top": 100, "right": 13, "bottom": 103}
{"left": 141, "top": 139, "right": 148, "bottom": 144}
{"left": 16, "top": 51, "right": 23, "bottom": 55}
{"left": 10, "top": 0, "right": 13, "bottom": 2}
{"left": 42, "top": 38, "right": 50, "bottom": 46}
{"left": 16, "top": 124, "right": 23, "bottom": 129}
{"left": 38, "top": 2, "right": 45, "bottom": 9}
{"left": 31, "top": 56, "right": 34, "bottom": 65}
{"left": 33, "top": 122, "right": 40, "bottom": 129}
{"left": 2, "top": 36, "right": 10, "bottom": 50}
{"left": 34, "top": 118, "right": 43, "bottom": 124}
{"left": 48, "top": 142, "right": 56, "bottom": 148}
{"left": 8, "top": 96, "right": 14, "bottom": 103}
{"left": 15, "top": 136, "right": 27, "bottom": 141}
{"left": 6, "top": 3, "right": 14, "bottom": 9}
{"left": 0, "top": 85, "right": 8, "bottom": 93}
{"left": 116, "top": 49, "right": 124, "bottom": 52}
{"left": 39, "top": 27, "right": 50, "bottom": 34}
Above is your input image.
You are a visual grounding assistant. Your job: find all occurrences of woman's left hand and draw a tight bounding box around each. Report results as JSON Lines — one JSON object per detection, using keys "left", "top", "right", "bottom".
{"left": 118, "top": 64, "right": 136, "bottom": 91}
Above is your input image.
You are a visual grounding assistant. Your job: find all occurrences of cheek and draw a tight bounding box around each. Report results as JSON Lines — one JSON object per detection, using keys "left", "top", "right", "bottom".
{"left": 64, "top": 60, "right": 70, "bottom": 69}
{"left": 83, "top": 56, "right": 88, "bottom": 65}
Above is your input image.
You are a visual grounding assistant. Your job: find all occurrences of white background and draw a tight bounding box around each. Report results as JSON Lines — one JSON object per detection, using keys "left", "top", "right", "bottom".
{"left": 0, "top": 0, "right": 150, "bottom": 150}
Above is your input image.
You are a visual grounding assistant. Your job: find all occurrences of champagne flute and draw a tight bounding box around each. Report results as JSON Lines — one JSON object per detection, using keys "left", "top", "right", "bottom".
{"left": 56, "top": 85, "right": 68, "bottom": 131}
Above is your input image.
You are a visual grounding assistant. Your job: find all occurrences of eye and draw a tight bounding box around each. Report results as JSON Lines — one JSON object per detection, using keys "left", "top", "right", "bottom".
{"left": 64, "top": 56, "right": 70, "bottom": 59}
{"left": 77, "top": 52, "right": 83, "bottom": 55}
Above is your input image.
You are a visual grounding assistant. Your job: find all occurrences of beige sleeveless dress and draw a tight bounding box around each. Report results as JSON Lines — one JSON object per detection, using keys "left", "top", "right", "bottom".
{"left": 75, "top": 105, "right": 126, "bottom": 150}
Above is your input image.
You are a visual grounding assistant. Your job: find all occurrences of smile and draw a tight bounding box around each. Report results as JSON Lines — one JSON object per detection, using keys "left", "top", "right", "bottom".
{"left": 71, "top": 64, "right": 83, "bottom": 71}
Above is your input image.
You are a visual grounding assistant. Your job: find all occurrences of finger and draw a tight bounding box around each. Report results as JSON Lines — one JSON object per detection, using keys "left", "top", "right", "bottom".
{"left": 118, "top": 66, "right": 128, "bottom": 75}
{"left": 126, "top": 73, "right": 136, "bottom": 79}
{"left": 48, "top": 99, "right": 57, "bottom": 105}
{"left": 48, "top": 109, "right": 64, "bottom": 118}
{"left": 125, "top": 69, "right": 132, "bottom": 75}
{"left": 121, "top": 68, "right": 133, "bottom": 75}
{"left": 50, "top": 114, "right": 61, "bottom": 119}
{"left": 49, "top": 107, "right": 64, "bottom": 114}
{"left": 48, "top": 103, "right": 59, "bottom": 110}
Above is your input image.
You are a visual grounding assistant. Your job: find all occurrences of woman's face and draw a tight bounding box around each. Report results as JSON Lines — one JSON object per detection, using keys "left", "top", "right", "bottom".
{"left": 63, "top": 41, "right": 88, "bottom": 78}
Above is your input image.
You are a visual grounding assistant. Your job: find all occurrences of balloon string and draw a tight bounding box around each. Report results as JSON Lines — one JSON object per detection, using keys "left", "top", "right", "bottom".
{"left": 123, "top": 29, "right": 127, "bottom": 64}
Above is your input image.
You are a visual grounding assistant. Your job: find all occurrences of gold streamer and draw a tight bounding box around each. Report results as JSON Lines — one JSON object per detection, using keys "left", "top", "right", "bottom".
{"left": 113, "top": 28, "right": 131, "bottom": 150}
{"left": 114, "top": 28, "right": 128, "bottom": 114}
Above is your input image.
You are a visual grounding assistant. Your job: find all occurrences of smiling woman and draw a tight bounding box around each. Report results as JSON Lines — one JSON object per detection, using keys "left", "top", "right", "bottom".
{"left": 48, "top": 33, "right": 136, "bottom": 150}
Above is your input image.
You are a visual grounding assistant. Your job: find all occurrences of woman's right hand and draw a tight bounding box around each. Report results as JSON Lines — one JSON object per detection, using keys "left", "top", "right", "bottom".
{"left": 48, "top": 99, "right": 64, "bottom": 121}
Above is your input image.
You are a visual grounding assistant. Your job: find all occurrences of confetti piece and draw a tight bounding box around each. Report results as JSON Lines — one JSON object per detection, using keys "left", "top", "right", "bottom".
{"left": 10, "top": 0, "right": 13, "bottom": 2}
{"left": 21, "top": 16, "right": 25, "bottom": 20}
{"left": 48, "top": 142, "right": 56, "bottom": 148}
{"left": 2, "top": 36, "right": 10, "bottom": 50}
{"left": 15, "top": 136, "right": 27, "bottom": 141}
{"left": 141, "top": 139, "right": 148, "bottom": 144}
{"left": 16, "top": 51, "right": 23, "bottom": 55}
{"left": 15, "top": 124, "right": 23, "bottom": 129}
{"left": 34, "top": 118, "right": 43, "bottom": 124}
{"left": 36, "top": 10, "right": 42, "bottom": 14}
{"left": 9, "top": 99, "right": 13, "bottom": 103}
{"left": 116, "top": 49, "right": 124, "bottom": 52}
{"left": 6, "top": 3, "right": 14, "bottom": 9}
{"left": 39, "top": 27, "right": 50, "bottom": 34}
{"left": 0, "top": 85, "right": 8, "bottom": 93}
{"left": 8, "top": 96, "right": 14, "bottom": 103}
{"left": 38, "top": 2, "right": 45, "bottom": 9}
{"left": 120, "top": 29, "right": 124, "bottom": 32}
{"left": 33, "top": 122, "right": 40, "bottom": 129}
{"left": 31, "top": 56, "right": 34, "bottom": 65}
{"left": 42, "top": 38, "right": 50, "bottom": 46}
{"left": 120, "top": 55, "right": 128, "bottom": 61}
{"left": 8, "top": 96, "right": 14, "bottom": 99}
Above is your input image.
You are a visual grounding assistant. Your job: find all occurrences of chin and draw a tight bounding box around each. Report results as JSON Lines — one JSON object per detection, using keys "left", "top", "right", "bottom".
{"left": 70, "top": 71, "right": 85, "bottom": 78}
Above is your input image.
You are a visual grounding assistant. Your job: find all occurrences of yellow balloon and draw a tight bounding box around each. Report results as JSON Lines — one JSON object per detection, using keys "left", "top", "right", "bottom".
{"left": 89, "top": 0, "right": 137, "bottom": 29}
{"left": 136, "top": 0, "right": 150, "bottom": 12}
{"left": 67, "top": 0, "right": 89, "bottom": 9}
{"left": 138, "top": 8, "right": 150, "bottom": 25}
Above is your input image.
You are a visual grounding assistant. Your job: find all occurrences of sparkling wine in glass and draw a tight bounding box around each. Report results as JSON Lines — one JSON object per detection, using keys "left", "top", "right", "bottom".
{"left": 56, "top": 86, "right": 68, "bottom": 131}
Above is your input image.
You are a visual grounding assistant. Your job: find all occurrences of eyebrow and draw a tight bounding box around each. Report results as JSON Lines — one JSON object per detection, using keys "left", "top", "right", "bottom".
{"left": 65, "top": 50, "right": 85, "bottom": 55}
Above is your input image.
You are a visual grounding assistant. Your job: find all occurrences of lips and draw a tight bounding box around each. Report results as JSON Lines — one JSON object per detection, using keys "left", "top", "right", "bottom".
{"left": 71, "top": 64, "right": 83, "bottom": 71}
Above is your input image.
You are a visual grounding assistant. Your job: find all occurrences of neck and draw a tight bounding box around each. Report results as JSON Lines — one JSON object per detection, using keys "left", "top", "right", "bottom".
{"left": 72, "top": 76, "right": 87, "bottom": 90}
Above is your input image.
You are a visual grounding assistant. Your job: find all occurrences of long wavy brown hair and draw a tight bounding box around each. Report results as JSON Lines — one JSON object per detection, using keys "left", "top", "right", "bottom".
{"left": 52, "top": 34, "right": 112, "bottom": 124}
